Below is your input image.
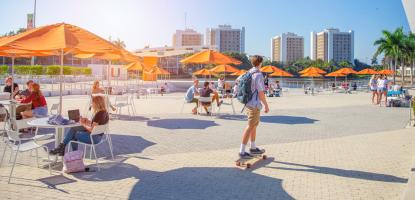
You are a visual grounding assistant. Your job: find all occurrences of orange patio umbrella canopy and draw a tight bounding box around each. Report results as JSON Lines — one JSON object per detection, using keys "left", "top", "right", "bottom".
{"left": 301, "top": 71, "right": 323, "bottom": 77}
{"left": 125, "top": 61, "right": 148, "bottom": 71}
{"left": 356, "top": 68, "right": 378, "bottom": 75}
{"left": 193, "top": 68, "right": 216, "bottom": 76}
{"left": 269, "top": 70, "right": 293, "bottom": 77}
{"left": 334, "top": 67, "right": 357, "bottom": 75}
{"left": 377, "top": 69, "right": 394, "bottom": 75}
{"left": 260, "top": 65, "right": 284, "bottom": 73}
{"left": 230, "top": 69, "right": 247, "bottom": 76}
{"left": 299, "top": 67, "right": 326, "bottom": 74}
{"left": 210, "top": 64, "right": 239, "bottom": 73}
{"left": 180, "top": 50, "right": 242, "bottom": 65}
{"left": 325, "top": 71, "right": 346, "bottom": 77}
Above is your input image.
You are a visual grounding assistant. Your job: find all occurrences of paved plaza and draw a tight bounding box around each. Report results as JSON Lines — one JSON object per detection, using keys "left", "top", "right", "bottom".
{"left": 0, "top": 91, "right": 414, "bottom": 200}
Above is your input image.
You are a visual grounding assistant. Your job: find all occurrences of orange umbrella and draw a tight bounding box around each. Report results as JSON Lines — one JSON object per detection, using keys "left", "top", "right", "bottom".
{"left": 299, "top": 67, "right": 326, "bottom": 74}
{"left": 260, "top": 65, "right": 283, "bottom": 73}
{"left": 180, "top": 50, "right": 241, "bottom": 65}
{"left": 356, "top": 68, "right": 378, "bottom": 75}
{"left": 269, "top": 70, "right": 293, "bottom": 77}
{"left": 125, "top": 61, "right": 147, "bottom": 71}
{"left": 325, "top": 71, "right": 346, "bottom": 77}
{"left": 193, "top": 68, "right": 216, "bottom": 76}
{"left": 0, "top": 23, "right": 125, "bottom": 114}
{"left": 377, "top": 69, "right": 394, "bottom": 75}
{"left": 230, "top": 70, "right": 247, "bottom": 76}
{"left": 210, "top": 64, "right": 239, "bottom": 73}
{"left": 147, "top": 66, "right": 170, "bottom": 75}
{"left": 334, "top": 68, "right": 357, "bottom": 75}
{"left": 301, "top": 71, "right": 323, "bottom": 77}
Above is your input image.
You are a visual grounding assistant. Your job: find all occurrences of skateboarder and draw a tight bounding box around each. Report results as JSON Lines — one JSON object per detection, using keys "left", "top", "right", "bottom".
{"left": 238, "top": 55, "right": 269, "bottom": 158}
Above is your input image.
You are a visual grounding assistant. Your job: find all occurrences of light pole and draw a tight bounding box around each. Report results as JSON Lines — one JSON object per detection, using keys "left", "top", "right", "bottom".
{"left": 31, "top": 0, "right": 37, "bottom": 65}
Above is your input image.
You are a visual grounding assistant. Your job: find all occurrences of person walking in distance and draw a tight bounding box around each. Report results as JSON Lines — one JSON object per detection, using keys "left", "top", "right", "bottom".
{"left": 238, "top": 55, "right": 269, "bottom": 158}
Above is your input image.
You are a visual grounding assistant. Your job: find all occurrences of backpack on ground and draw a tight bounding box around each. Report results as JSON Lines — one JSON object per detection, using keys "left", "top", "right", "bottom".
{"left": 63, "top": 150, "right": 85, "bottom": 173}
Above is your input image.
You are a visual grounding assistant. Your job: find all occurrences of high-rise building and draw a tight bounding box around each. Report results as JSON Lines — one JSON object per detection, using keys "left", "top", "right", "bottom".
{"left": 402, "top": 0, "right": 415, "bottom": 32}
{"left": 271, "top": 32, "right": 304, "bottom": 63}
{"left": 310, "top": 29, "right": 354, "bottom": 63}
{"left": 172, "top": 29, "right": 203, "bottom": 47}
{"left": 206, "top": 25, "right": 245, "bottom": 53}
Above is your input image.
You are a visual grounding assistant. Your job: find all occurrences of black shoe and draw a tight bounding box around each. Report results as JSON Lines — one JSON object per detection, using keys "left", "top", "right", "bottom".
{"left": 239, "top": 152, "right": 253, "bottom": 159}
{"left": 249, "top": 148, "right": 265, "bottom": 154}
{"left": 50, "top": 143, "right": 66, "bottom": 156}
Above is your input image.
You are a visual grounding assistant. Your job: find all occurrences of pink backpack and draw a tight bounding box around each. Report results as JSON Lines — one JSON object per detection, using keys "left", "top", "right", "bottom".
{"left": 63, "top": 150, "right": 85, "bottom": 173}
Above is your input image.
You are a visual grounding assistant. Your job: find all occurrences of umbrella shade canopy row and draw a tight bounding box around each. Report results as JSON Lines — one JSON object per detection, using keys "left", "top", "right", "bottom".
{"left": 0, "top": 23, "right": 123, "bottom": 55}
{"left": 230, "top": 69, "right": 247, "bottom": 76}
{"left": 334, "top": 67, "right": 357, "bottom": 75}
{"left": 0, "top": 49, "right": 55, "bottom": 57}
{"left": 125, "top": 61, "right": 148, "bottom": 71}
{"left": 260, "top": 65, "right": 284, "bottom": 73}
{"left": 193, "top": 68, "right": 216, "bottom": 76}
{"left": 210, "top": 64, "right": 239, "bottom": 73}
{"left": 325, "top": 71, "right": 346, "bottom": 77}
{"left": 357, "top": 68, "right": 378, "bottom": 75}
{"left": 299, "top": 67, "right": 326, "bottom": 74}
{"left": 301, "top": 71, "right": 323, "bottom": 77}
{"left": 146, "top": 66, "right": 170, "bottom": 75}
{"left": 180, "top": 50, "right": 242, "bottom": 65}
{"left": 377, "top": 69, "right": 394, "bottom": 75}
{"left": 269, "top": 70, "right": 293, "bottom": 77}
{"left": 75, "top": 49, "right": 140, "bottom": 63}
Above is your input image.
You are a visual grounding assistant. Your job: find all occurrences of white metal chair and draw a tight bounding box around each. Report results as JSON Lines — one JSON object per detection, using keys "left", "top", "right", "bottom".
{"left": 128, "top": 93, "right": 137, "bottom": 116}
{"left": 12, "top": 118, "right": 53, "bottom": 141}
{"left": 218, "top": 96, "right": 235, "bottom": 115}
{"left": 0, "top": 107, "right": 9, "bottom": 142}
{"left": 49, "top": 103, "right": 59, "bottom": 115}
{"left": 180, "top": 98, "right": 198, "bottom": 114}
{"left": 114, "top": 95, "right": 133, "bottom": 117}
{"left": 0, "top": 129, "right": 51, "bottom": 183}
{"left": 198, "top": 97, "right": 215, "bottom": 116}
{"left": 67, "top": 124, "right": 114, "bottom": 171}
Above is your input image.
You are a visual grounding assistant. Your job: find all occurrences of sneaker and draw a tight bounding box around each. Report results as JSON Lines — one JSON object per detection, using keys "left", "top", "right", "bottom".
{"left": 238, "top": 152, "right": 253, "bottom": 159}
{"left": 217, "top": 100, "right": 223, "bottom": 107}
{"left": 50, "top": 143, "right": 66, "bottom": 156}
{"left": 249, "top": 148, "right": 265, "bottom": 154}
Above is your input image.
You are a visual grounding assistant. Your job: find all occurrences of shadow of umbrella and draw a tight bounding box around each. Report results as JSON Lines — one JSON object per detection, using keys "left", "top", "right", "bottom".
{"left": 72, "top": 161, "right": 294, "bottom": 200}
{"left": 147, "top": 118, "right": 219, "bottom": 130}
{"left": 217, "top": 114, "right": 319, "bottom": 125}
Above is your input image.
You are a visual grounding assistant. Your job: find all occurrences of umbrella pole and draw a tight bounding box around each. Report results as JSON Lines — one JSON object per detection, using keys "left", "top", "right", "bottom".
{"left": 10, "top": 56, "right": 15, "bottom": 100}
{"left": 59, "top": 49, "right": 64, "bottom": 115}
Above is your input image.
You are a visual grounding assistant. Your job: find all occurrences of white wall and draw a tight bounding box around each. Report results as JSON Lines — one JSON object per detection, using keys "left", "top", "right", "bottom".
{"left": 88, "top": 64, "right": 128, "bottom": 80}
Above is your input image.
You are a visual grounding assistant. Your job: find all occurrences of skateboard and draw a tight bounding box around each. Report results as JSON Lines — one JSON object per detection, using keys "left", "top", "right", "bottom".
{"left": 235, "top": 153, "right": 267, "bottom": 169}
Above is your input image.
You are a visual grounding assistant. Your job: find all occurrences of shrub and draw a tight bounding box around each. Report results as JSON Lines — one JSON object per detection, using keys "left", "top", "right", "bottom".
{"left": 0, "top": 65, "right": 8, "bottom": 75}
{"left": 45, "top": 65, "right": 60, "bottom": 75}
{"left": 63, "top": 66, "right": 72, "bottom": 75}
{"left": 82, "top": 68, "right": 92, "bottom": 75}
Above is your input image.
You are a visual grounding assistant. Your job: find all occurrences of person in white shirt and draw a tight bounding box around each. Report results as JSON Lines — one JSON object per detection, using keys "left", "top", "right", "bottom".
{"left": 368, "top": 75, "right": 378, "bottom": 104}
{"left": 376, "top": 75, "right": 389, "bottom": 106}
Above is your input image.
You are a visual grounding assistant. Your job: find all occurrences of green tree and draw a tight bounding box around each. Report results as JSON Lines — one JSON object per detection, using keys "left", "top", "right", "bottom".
{"left": 109, "top": 36, "right": 126, "bottom": 49}
{"left": 374, "top": 27, "right": 406, "bottom": 84}
{"left": 223, "top": 52, "right": 251, "bottom": 70}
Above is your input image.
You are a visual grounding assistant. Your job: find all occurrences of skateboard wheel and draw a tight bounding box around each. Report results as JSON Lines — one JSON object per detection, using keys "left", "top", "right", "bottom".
{"left": 262, "top": 155, "right": 267, "bottom": 160}
{"left": 246, "top": 163, "right": 251, "bottom": 168}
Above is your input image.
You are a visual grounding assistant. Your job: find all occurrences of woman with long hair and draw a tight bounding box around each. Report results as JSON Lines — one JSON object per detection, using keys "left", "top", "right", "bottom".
{"left": 377, "top": 75, "right": 389, "bottom": 106}
{"left": 20, "top": 83, "right": 48, "bottom": 118}
{"left": 50, "top": 96, "right": 109, "bottom": 156}
{"left": 92, "top": 80, "right": 104, "bottom": 94}
{"left": 369, "top": 74, "right": 378, "bottom": 104}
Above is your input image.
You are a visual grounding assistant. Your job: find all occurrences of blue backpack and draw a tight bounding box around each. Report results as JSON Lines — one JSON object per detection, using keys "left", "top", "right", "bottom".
{"left": 237, "top": 71, "right": 259, "bottom": 108}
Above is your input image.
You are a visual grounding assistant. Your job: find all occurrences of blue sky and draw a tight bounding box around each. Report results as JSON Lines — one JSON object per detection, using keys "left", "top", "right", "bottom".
{"left": 0, "top": 0, "right": 411, "bottom": 62}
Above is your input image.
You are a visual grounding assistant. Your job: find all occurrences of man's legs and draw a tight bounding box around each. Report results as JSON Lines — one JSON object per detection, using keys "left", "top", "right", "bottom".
{"left": 240, "top": 108, "right": 260, "bottom": 156}
{"left": 191, "top": 98, "right": 199, "bottom": 114}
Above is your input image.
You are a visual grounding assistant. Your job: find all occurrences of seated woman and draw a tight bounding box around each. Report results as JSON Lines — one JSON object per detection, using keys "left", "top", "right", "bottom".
{"left": 199, "top": 82, "right": 221, "bottom": 115}
{"left": 50, "top": 96, "right": 109, "bottom": 156}
{"left": 91, "top": 80, "right": 115, "bottom": 111}
{"left": 19, "top": 83, "right": 48, "bottom": 118}
{"left": 3, "top": 76, "right": 19, "bottom": 99}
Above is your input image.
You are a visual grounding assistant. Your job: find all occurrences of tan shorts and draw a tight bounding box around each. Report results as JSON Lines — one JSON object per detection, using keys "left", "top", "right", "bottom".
{"left": 246, "top": 107, "right": 260, "bottom": 127}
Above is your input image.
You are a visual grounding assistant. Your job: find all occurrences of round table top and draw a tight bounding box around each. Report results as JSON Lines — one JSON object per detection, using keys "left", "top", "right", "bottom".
{"left": 0, "top": 100, "right": 31, "bottom": 106}
{"left": 28, "top": 117, "right": 80, "bottom": 128}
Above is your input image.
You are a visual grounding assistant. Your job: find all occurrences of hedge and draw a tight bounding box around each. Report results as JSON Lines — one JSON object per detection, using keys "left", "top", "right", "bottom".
{"left": 0, "top": 65, "right": 92, "bottom": 76}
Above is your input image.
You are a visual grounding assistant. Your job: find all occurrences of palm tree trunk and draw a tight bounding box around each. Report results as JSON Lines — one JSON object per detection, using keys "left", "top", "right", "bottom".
{"left": 401, "top": 59, "right": 405, "bottom": 86}
{"left": 412, "top": 60, "right": 414, "bottom": 86}
{"left": 393, "top": 57, "right": 397, "bottom": 83}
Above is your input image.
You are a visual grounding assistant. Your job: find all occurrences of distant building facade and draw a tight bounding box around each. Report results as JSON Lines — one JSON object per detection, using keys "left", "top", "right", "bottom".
{"left": 271, "top": 32, "right": 304, "bottom": 63}
{"left": 172, "top": 29, "right": 203, "bottom": 47}
{"left": 206, "top": 25, "right": 245, "bottom": 53}
{"left": 402, "top": 0, "right": 415, "bottom": 32}
{"left": 310, "top": 28, "right": 354, "bottom": 63}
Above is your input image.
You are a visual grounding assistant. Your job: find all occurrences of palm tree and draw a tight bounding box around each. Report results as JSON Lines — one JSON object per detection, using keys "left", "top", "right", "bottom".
{"left": 108, "top": 36, "right": 126, "bottom": 49}
{"left": 406, "top": 32, "right": 415, "bottom": 85}
{"left": 374, "top": 27, "right": 406, "bottom": 84}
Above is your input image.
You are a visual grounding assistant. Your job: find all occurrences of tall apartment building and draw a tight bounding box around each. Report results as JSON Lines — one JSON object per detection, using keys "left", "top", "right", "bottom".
{"left": 206, "top": 25, "right": 245, "bottom": 53}
{"left": 310, "top": 29, "right": 354, "bottom": 63}
{"left": 172, "top": 29, "right": 203, "bottom": 47}
{"left": 402, "top": 0, "right": 415, "bottom": 32}
{"left": 271, "top": 32, "right": 304, "bottom": 63}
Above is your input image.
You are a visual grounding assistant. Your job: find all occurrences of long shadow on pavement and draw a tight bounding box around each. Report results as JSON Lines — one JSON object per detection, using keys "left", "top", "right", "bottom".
{"left": 73, "top": 160, "right": 294, "bottom": 200}
{"left": 269, "top": 161, "right": 407, "bottom": 183}
{"left": 218, "top": 115, "right": 318, "bottom": 125}
{"left": 147, "top": 118, "right": 219, "bottom": 130}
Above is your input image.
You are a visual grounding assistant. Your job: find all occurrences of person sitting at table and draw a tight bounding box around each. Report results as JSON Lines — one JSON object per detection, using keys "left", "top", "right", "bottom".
{"left": 200, "top": 82, "right": 222, "bottom": 115}
{"left": 184, "top": 79, "right": 200, "bottom": 114}
{"left": 18, "top": 80, "right": 34, "bottom": 99}
{"left": 224, "top": 82, "right": 232, "bottom": 98}
{"left": 92, "top": 80, "right": 105, "bottom": 94}
{"left": 50, "top": 96, "right": 109, "bottom": 156}
{"left": 19, "top": 83, "right": 48, "bottom": 118}
{"left": 160, "top": 83, "right": 168, "bottom": 96}
{"left": 3, "top": 76, "right": 19, "bottom": 98}
{"left": 91, "top": 80, "right": 116, "bottom": 111}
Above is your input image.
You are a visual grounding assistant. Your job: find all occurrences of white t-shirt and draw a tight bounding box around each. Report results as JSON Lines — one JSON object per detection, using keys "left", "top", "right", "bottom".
{"left": 377, "top": 79, "right": 388, "bottom": 89}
